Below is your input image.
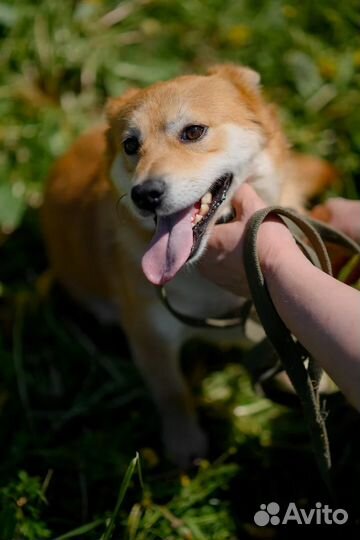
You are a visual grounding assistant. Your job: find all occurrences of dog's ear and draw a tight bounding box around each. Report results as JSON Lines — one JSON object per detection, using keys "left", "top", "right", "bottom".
{"left": 207, "top": 64, "right": 261, "bottom": 92}
{"left": 105, "top": 87, "right": 140, "bottom": 122}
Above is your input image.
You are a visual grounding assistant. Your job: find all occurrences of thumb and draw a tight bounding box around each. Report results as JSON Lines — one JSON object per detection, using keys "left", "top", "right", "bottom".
{"left": 231, "top": 183, "right": 266, "bottom": 219}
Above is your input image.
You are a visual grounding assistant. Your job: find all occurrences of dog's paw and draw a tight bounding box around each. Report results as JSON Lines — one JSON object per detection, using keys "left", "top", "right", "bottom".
{"left": 163, "top": 420, "right": 208, "bottom": 468}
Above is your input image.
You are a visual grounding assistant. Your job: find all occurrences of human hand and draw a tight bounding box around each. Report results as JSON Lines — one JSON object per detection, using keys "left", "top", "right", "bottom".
{"left": 198, "top": 183, "right": 295, "bottom": 297}
{"left": 311, "top": 198, "right": 360, "bottom": 243}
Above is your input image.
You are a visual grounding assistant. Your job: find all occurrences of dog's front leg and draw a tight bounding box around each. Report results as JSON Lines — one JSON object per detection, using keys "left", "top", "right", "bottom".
{"left": 123, "top": 306, "right": 208, "bottom": 467}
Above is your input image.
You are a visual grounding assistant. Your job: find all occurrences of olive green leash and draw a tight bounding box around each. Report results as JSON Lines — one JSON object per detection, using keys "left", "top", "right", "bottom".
{"left": 158, "top": 286, "right": 252, "bottom": 329}
{"left": 243, "top": 207, "right": 360, "bottom": 493}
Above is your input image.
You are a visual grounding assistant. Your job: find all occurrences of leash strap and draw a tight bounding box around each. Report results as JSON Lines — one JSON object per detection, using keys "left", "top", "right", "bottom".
{"left": 243, "top": 206, "right": 336, "bottom": 491}
{"left": 158, "top": 286, "right": 252, "bottom": 329}
{"left": 308, "top": 217, "right": 360, "bottom": 254}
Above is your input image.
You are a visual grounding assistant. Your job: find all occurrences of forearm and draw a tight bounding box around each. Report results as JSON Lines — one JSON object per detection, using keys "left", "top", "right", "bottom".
{"left": 259, "top": 221, "right": 360, "bottom": 410}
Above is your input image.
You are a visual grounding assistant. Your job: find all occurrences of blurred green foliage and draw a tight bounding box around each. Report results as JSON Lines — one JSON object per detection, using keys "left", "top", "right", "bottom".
{"left": 0, "top": 471, "right": 51, "bottom": 539}
{"left": 1, "top": 0, "right": 360, "bottom": 232}
{"left": 1, "top": 1, "right": 360, "bottom": 538}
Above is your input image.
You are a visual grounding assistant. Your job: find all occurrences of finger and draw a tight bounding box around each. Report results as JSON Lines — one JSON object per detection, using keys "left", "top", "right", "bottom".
{"left": 209, "top": 216, "right": 244, "bottom": 244}
{"left": 311, "top": 204, "right": 332, "bottom": 222}
{"left": 325, "top": 197, "right": 347, "bottom": 208}
{"left": 231, "top": 182, "right": 266, "bottom": 217}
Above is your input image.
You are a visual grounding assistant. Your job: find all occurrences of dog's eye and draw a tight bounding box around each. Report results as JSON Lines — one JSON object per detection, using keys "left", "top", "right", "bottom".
{"left": 123, "top": 136, "right": 140, "bottom": 155}
{"left": 180, "top": 125, "right": 207, "bottom": 142}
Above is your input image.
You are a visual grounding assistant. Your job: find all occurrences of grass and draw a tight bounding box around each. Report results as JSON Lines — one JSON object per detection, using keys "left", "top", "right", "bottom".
{"left": 1, "top": 0, "right": 360, "bottom": 538}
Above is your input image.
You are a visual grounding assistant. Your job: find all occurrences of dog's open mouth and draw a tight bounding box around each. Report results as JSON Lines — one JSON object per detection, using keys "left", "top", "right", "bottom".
{"left": 190, "top": 173, "right": 233, "bottom": 258}
{"left": 142, "top": 173, "right": 233, "bottom": 286}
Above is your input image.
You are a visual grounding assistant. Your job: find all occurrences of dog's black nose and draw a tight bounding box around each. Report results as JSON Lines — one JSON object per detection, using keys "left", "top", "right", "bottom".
{"left": 131, "top": 180, "right": 165, "bottom": 212}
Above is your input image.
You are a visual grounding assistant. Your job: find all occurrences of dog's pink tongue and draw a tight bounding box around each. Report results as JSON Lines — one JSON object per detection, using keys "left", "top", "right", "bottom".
{"left": 142, "top": 206, "right": 194, "bottom": 285}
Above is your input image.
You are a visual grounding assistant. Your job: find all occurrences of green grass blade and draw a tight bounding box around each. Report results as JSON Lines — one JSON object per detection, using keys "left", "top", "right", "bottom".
{"left": 52, "top": 518, "right": 105, "bottom": 540}
{"left": 184, "top": 518, "right": 208, "bottom": 540}
{"left": 101, "top": 453, "right": 140, "bottom": 540}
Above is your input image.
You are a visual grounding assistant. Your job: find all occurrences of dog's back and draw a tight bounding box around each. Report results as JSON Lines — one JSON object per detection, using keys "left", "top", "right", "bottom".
{"left": 42, "top": 129, "right": 125, "bottom": 315}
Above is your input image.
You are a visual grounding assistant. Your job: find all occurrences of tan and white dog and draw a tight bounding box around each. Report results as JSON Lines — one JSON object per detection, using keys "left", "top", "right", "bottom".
{"left": 42, "top": 65, "right": 335, "bottom": 466}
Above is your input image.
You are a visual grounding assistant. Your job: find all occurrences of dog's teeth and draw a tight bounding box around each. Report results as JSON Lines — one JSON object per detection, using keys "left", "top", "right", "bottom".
{"left": 200, "top": 203, "right": 209, "bottom": 216}
{"left": 201, "top": 192, "right": 212, "bottom": 204}
{"left": 194, "top": 214, "right": 203, "bottom": 224}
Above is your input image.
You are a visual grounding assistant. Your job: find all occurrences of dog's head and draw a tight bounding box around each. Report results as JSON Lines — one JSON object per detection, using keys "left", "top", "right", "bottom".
{"left": 106, "top": 64, "right": 275, "bottom": 285}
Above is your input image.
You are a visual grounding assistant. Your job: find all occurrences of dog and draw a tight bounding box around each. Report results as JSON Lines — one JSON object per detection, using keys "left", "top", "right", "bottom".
{"left": 42, "top": 64, "right": 335, "bottom": 466}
